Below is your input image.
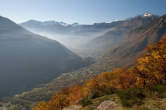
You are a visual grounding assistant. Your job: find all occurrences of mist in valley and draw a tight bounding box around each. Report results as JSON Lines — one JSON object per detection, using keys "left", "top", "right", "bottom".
{"left": 23, "top": 27, "right": 107, "bottom": 57}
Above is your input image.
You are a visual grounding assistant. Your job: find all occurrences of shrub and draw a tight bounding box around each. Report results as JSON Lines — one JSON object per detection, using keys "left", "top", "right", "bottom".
{"left": 150, "top": 85, "right": 166, "bottom": 94}
{"left": 150, "top": 85, "right": 166, "bottom": 98}
{"left": 117, "top": 88, "right": 145, "bottom": 107}
{"left": 79, "top": 96, "right": 92, "bottom": 107}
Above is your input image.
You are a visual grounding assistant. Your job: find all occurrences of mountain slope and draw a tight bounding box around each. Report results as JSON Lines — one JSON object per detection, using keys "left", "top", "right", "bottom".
{"left": 0, "top": 16, "right": 89, "bottom": 98}
{"left": 106, "top": 14, "right": 166, "bottom": 67}
{"left": 87, "top": 15, "right": 159, "bottom": 54}
{"left": 21, "top": 20, "right": 123, "bottom": 36}
{"left": 20, "top": 19, "right": 129, "bottom": 57}
{"left": 33, "top": 34, "right": 166, "bottom": 110}
{"left": 21, "top": 15, "right": 158, "bottom": 57}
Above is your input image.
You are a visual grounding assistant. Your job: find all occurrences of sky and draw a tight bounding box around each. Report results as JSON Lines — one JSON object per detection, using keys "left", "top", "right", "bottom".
{"left": 0, "top": 0, "right": 166, "bottom": 24}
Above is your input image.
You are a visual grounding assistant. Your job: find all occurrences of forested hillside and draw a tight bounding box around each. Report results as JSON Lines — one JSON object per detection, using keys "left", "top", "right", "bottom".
{"left": 33, "top": 34, "right": 166, "bottom": 110}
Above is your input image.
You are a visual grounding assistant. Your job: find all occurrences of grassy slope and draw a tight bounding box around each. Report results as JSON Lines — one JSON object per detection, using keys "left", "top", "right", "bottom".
{"left": 62, "top": 92, "right": 166, "bottom": 110}
{"left": 76, "top": 94, "right": 166, "bottom": 110}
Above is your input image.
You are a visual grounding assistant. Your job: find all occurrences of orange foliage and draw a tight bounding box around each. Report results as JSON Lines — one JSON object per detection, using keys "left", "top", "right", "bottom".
{"left": 33, "top": 94, "right": 69, "bottom": 110}
{"left": 134, "top": 36, "right": 166, "bottom": 87}
{"left": 115, "top": 69, "right": 137, "bottom": 89}
{"left": 60, "top": 85, "right": 85, "bottom": 104}
{"left": 33, "top": 36, "right": 166, "bottom": 110}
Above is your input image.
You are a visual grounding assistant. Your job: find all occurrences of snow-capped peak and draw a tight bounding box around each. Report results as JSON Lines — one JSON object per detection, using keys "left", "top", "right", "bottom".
{"left": 144, "top": 13, "right": 152, "bottom": 17}
{"left": 59, "top": 22, "right": 69, "bottom": 27}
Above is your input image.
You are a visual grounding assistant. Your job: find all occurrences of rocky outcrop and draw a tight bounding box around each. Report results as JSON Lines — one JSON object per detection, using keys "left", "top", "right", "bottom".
{"left": 97, "top": 101, "right": 117, "bottom": 110}
{"left": 63, "top": 105, "right": 82, "bottom": 110}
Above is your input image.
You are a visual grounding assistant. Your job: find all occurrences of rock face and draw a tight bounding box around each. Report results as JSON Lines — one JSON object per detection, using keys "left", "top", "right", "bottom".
{"left": 63, "top": 105, "right": 82, "bottom": 110}
{"left": 97, "top": 101, "right": 117, "bottom": 110}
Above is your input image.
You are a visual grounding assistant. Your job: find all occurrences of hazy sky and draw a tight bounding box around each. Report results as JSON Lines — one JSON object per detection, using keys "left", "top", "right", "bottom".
{"left": 0, "top": 0, "right": 166, "bottom": 24}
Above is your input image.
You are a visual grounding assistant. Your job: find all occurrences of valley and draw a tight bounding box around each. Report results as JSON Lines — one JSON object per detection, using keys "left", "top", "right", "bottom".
{"left": 0, "top": 1, "right": 165, "bottom": 109}
{"left": 0, "top": 13, "right": 165, "bottom": 110}
{"left": 0, "top": 16, "right": 92, "bottom": 99}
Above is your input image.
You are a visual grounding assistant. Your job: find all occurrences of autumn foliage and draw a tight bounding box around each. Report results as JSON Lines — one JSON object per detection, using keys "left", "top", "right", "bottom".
{"left": 32, "top": 94, "right": 70, "bottom": 110}
{"left": 33, "top": 36, "right": 166, "bottom": 110}
{"left": 134, "top": 38, "right": 166, "bottom": 87}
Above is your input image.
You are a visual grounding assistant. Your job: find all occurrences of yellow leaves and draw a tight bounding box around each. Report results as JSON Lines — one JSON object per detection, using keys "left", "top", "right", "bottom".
{"left": 32, "top": 101, "right": 48, "bottom": 110}
{"left": 32, "top": 95, "right": 70, "bottom": 110}
{"left": 136, "top": 65, "right": 145, "bottom": 71}
{"left": 163, "top": 54, "right": 166, "bottom": 58}
{"left": 116, "top": 71, "right": 137, "bottom": 89}
{"left": 152, "top": 51, "right": 161, "bottom": 59}
{"left": 134, "top": 36, "right": 166, "bottom": 87}
{"left": 60, "top": 85, "right": 85, "bottom": 104}
{"left": 48, "top": 94, "right": 70, "bottom": 110}
{"left": 137, "top": 56, "right": 150, "bottom": 64}
{"left": 33, "top": 36, "right": 166, "bottom": 110}
{"left": 67, "top": 86, "right": 84, "bottom": 104}
{"left": 32, "top": 101, "right": 47, "bottom": 110}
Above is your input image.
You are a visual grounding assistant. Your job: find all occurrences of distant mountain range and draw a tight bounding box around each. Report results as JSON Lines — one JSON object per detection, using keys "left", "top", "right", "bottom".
{"left": 86, "top": 15, "right": 159, "bottom": 55}
{"left": 21, "top": 20, "right": 117, "bottom": 36}
{"left": 21, "top": 20, "right": 126, "bottom": 34}
{"left": 21, "top": 14, "right": 159, "bottom": 57}
{"left": 21, "top": 13, "right": 157, "bottom": 36}
{"left": 0, "top": 16, "right": 91, "bottom": 98}
{"left": 21, "top": 19, "right": 118, "bottom": 56}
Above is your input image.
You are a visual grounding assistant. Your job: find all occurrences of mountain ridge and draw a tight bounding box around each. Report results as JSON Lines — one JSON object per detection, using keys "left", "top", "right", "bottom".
{"left": 0, "top": 16, "right": 90, "bottom": 98}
